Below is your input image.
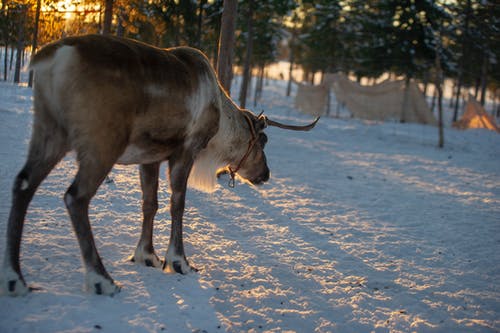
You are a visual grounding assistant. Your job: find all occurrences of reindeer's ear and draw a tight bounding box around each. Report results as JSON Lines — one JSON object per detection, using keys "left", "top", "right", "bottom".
{"left": 255, "top": 114, "right": 268, "bottom": 132}
{"left": 242, "top": 109, "right": 267, "bottom": 132}
{"left": 253, "top": 110, "right": 268, "bottom": 132}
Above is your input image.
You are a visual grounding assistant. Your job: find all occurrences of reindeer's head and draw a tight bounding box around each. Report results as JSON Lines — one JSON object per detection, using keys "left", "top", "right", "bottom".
{"left": 227, "top": 111, "right": 320, "bottom": 187}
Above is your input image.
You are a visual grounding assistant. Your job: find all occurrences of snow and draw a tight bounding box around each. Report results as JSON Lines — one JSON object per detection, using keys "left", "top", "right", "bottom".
{"left": 0, "top": 77, "right": 499, "bottom": 333}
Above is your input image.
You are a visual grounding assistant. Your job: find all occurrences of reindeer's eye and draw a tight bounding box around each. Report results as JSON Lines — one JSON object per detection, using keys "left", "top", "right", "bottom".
{"left": 259, "top": 133, "right": 268, "bottom": 147}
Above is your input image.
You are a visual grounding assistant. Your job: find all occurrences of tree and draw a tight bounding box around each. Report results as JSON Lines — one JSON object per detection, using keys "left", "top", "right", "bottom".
{"left": 238, "top": 0, "right": 254, "bottom": 108}
{"left": 217, "top": 0, "right": 237, "bottom": 93}
{"left": 28, "top": 0, "right": 41, "bottom": 87}
{"left": 147, "top": 0, "right": 199, "bottom": 46}
{"left": 103, "top": 0, "right": 114, "bottom": 35}
{"left": 299, "top": 0, "right": 342, "bottom": 76}
{"left": 286, "top": 12, "right": 300, "bottom": 96}
{"left": 433, "top": 25, "right": 445, "bottom": 148}
{"left": 447, "top": 0, "right": 472, "bottom": 121}
{"left": 236, "top": 0, "right": 297, "bottom": 107}
{"left": 13, "top": 4, "right": 28, "bottom": 83}
{"left": 473, "top": 1, "right": 499, "bottom": 106}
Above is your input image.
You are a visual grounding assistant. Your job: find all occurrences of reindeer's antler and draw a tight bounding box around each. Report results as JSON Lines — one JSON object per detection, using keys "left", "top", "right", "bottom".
{"left": 262, "top": 116, "right": 320, "bottom": 131}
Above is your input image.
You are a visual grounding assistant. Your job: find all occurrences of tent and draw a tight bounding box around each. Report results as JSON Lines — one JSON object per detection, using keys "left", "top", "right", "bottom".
{"left": 326, "top": 73, "right": 437, "bottom": 125}
{"left": 453, "top": 96, "right": 499, "bottom": 132}
{"left": 294, "top": 82, "right": 329, "bottom": 117}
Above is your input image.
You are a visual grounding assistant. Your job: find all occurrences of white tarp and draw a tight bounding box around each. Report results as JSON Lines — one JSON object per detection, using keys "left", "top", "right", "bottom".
{"left": 325, "top": 73, "right": 437, "bottom": 125}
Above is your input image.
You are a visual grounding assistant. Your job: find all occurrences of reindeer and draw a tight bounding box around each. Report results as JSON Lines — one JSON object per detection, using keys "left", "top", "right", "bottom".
{"left": 1, "top": 35, "right": 318, "bottom": 296}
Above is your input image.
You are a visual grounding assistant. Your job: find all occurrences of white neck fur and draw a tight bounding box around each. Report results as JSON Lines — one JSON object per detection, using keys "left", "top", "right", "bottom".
{"left": 188, "top": 91, "right": 245, "bottom": 192}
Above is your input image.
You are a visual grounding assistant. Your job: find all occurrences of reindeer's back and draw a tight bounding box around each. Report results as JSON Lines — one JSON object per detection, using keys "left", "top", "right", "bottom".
{"left": 30, "top": 35, "right": 222, "bottom": 166}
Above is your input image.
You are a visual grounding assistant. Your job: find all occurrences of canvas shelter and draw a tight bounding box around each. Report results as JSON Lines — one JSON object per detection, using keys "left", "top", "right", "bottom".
{"left": 453, "top": 95, "right": 499, "bottom": 132}
{"left": 325, "top": 73, "right": 437, "bottom": 125}
{"left": 294, "top": 82, "right": 329, "bottom": 117}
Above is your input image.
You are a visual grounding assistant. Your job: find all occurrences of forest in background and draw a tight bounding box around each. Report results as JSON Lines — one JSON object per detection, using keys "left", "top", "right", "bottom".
{"left": 1, "top": 0, "right": 499, "bottom": 120}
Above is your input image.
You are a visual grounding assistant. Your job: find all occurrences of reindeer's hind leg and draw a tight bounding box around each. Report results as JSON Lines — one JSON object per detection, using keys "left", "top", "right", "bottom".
{"left": 1, "top": 110, "right": 69, "bottom": 296}
{"left": 129, "top": 162, "right": 162, "bottom": 267}
{"left": 64, "top": 147, "right": 123, "bottom": 296}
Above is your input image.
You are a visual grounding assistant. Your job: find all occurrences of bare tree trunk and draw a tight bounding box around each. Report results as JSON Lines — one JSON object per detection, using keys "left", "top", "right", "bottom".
{"left": 28, "top": 0, "right": 42, "bottom": 87}
{"left": 401, "top": 76, "right": 410, "bottom": 123}
{"left": 196, "top": 0, "right": 207, "bottom": 48}
{"left": 453, "top": 0, "right": 471, "bottom": 122}
{"left": 437, "top": 77, "right": 444, "bottom": 148}
{"left": 239, "top": 0, "right": 254, "bottom": 108}
{"left": 447, "top": 81, "right": 454, "bottom": 107}
{"left": 10, "top": 44, "right": 14, "bottom": 70}
{"left": 102, "top": 0, "right": 114, "bottom": 35}
{"left": 286, "top": 32, "right": 295, "bottom": 97}
{"left": 116, "top": 7, "right": 127, "bottom": 37}
{"left": 435, "top": 37, "right": 444, "bottom": 148}
{"left": 216, "top": 0, "right": 238, "bottom": 94}
{"left": 430, "top": 85, "right": 437, "bottom": 112}
{"left": 2, "top": 0, "right": 8, "bottom": 81}
{"left": 452, "top": 77, "right": 463, "bottom": 121}
{"left": 474, "top": 77, "right": 480, "bottom": 98}
{"left": 14, "top": 6, "right": 27, "bottom": 84}
{"left": 491, "top": 91, "right": 498, "bottom": 116}
{"left": 253, "top": 64, "right": 264, "bottom": 107}
{"left": 479, "top": 54, "right": 488, "bottom": 106}
{"left": 3, "top": 45, "right": 7, "bottom": 81}
{"left": 326, "top": 83, "right": 331, "bottom": 116}
{"left": 423, "top": 71, "right": 429, "bottom": 96}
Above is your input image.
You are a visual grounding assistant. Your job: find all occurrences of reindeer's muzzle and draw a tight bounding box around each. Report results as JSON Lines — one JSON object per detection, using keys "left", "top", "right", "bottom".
{"left": 250, "top": 166, "right": 270, "bottom": 185}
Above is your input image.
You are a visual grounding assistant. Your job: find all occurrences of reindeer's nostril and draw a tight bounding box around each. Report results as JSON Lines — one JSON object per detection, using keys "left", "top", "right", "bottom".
{"left": 252, "top": 168, "right": 270, "bottom": 185}
{"left": 262, "top": 169, "right": 270, "bottom": 182}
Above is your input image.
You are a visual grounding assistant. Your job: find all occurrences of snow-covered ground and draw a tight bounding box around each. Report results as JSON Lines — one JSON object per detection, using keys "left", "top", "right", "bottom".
{"left": 0, "top": 77, "right": 499, "bottom": 333}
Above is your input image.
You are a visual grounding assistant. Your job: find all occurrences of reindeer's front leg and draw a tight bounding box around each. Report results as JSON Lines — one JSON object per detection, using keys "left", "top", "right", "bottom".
{"left": 129, "top": 163, "right": 162, "bottom": 267}
{"left": 162, "top": 151, "right": 197, "bottom": 274}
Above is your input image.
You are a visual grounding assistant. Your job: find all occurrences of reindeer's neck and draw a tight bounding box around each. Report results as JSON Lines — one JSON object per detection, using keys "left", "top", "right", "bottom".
{"left": 187, "top": 89, "right": 249, "bottom": 192}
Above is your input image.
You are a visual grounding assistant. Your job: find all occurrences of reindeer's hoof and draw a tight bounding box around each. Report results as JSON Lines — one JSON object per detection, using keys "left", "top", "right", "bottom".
{"left": 1, "top": 278, "right": 29, "bottom": 297}
{"left": 162, "top": 256, "right": 198, "bottom": 275}
{"left": 85, "top": 272, "right": 121, "bottom": 296}
{"left": 0, "top": 269, "right": 29, "bottom": 297}
{"left": 128, "top": 249, "right": 162, "bottom": 268}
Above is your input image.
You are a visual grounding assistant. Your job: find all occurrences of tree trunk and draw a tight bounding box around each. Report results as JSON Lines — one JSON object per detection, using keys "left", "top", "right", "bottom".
{"left": 437, "top": 76, "right": 444, "bottom": 148}
{"left": 479, "top": 54, "right": 488, "bottom": 106}
{"left": 102, "top": 0, "right": 114, "bottom": 35}
{"left": 253, "top": 64, "right": 264, "bottom": 107}
{"left": 434, "top": 35, "right": 444, "bottom": 148}
{"left": 14, "top": 6, "right": 27, "bottom": 84}
{"left": 286, "top": 32, "right": 295, "bottom": 97}
{"left": 10, "top": 44, "right": 14, "bottom": 70}
{"left": 28, "top": 0, "right": 42, "bottom": 87}
{"left": 239, "top": 0, "right": 254, "bottom": 108}
{"left": 491, "top": 92, "right": 497, "bottom": 117}
{"left": 401, "top": 76, "right": 411, "bottom": 123}
{"left": 474, "top": 77, "right": 480, "bottom": 98}
{"left": 116, "top": 6, "right": 128, "bottom": 37}
{"left": 430, "top": 85, "right": 437, "bottom": 112}
{"left": 216, "top": 0, "right": 238, "bottom": 94}
{"left": 453, "top": 0, "right": 471, "bottom": 122}
{"left": 2, "top": 0, "right": 8, "bottom": 81}
{"left": 3, "top": 45, "right": 7, "bottom": 81}
{"left": 196, "top": 0, "right": 207, "bottom": 48}
{"left": 452, "top": 76, "right": 463, "bottom": 122}
{"left": 448, "top": 80, "right": 455, "bottom": 107}
{"left": 423, "top": 71, "right": 429, "bottom": 96}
